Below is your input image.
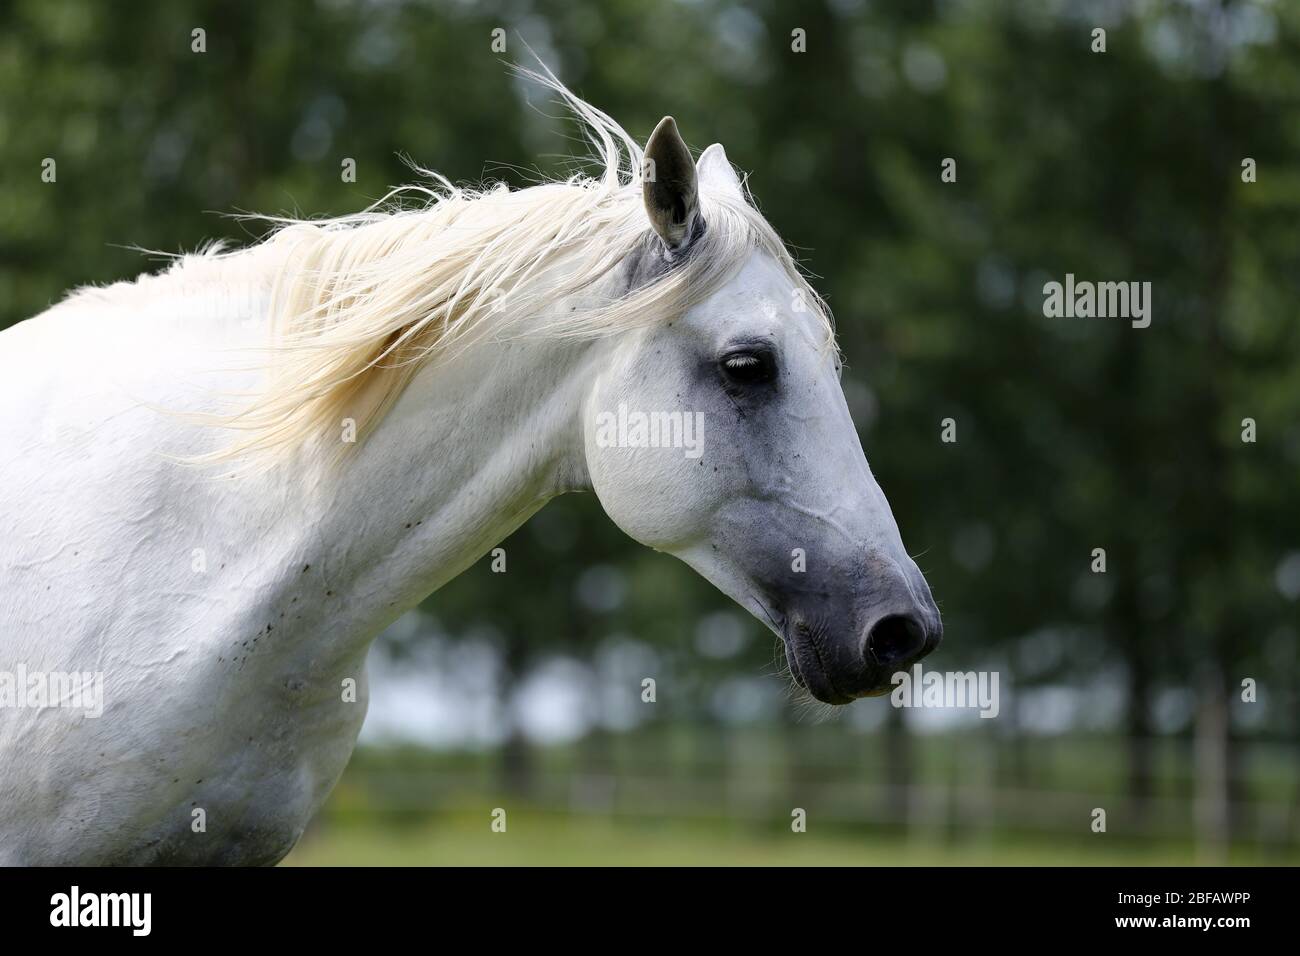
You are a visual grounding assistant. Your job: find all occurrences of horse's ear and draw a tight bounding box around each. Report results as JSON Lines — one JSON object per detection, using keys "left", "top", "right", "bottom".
{"left": 696, "top": 143, "right": 744, "bottom": 200}
{"left": 642, "top": 116, "right": 699, "bottom": 252}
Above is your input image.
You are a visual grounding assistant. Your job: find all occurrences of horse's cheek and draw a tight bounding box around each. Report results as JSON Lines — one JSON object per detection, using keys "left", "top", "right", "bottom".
{"left": 589, "top": 446, "right": 711, "bottom": 550}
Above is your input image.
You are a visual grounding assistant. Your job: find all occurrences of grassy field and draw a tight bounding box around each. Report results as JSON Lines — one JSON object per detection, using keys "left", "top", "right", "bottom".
{"left": 281, "top": 809, "right": 1299, "bottom": 866}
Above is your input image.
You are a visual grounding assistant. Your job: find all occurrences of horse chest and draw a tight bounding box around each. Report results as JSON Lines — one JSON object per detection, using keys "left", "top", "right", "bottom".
{"left": 137, "top": 639, "right": 370, "bottom": 864}
{"left": 10, "top": 628, "right": 371, "bottom": 865}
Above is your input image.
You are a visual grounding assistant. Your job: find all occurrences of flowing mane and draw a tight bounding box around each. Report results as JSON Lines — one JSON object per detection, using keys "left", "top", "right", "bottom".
{"left": 156, "top": 69, "right": 834, "bottom": 464}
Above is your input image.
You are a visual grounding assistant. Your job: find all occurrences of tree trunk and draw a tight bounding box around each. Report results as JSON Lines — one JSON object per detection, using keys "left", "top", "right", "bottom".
{"left": 1194, "top": 667, "right": 1230, "bottom": 863}
{"left": 498, "top": 632, "right": 534, "bottom": 797}
{"left": 884, "top": 705, "right": 912, "bottom": 828}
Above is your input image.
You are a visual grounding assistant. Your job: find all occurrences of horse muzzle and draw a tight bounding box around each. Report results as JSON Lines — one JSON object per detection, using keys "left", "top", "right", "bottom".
{"left": 783, "top": 578, "right": 943, "bottom": 704}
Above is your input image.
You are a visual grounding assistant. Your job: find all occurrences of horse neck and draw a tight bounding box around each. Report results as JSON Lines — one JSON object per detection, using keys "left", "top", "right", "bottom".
{"left": 284, "top": 301, "right": 603, "bottom": 647}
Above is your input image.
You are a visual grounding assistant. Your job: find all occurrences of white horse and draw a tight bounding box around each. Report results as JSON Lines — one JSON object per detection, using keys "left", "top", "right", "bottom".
{"left": 0, "top": 78, "right": 940, "bottom": 864}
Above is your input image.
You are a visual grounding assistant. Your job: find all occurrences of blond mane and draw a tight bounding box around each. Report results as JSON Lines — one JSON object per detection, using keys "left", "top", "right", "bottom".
{"left": 187, "top": 69, "right": 835, "bottom": 465}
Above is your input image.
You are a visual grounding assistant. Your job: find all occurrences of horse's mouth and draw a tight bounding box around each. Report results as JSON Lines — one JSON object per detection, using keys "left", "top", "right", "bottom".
{"left": 784, "top": 626, "right": 856, "bottom": 705}
{"left": 784, "top": 623, "right": 902, "bottom": 704}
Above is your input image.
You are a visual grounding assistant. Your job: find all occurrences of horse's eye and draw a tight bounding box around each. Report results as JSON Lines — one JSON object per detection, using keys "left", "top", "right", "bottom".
{"left": 719, "top": 350, "right": 776, "bottom": 386}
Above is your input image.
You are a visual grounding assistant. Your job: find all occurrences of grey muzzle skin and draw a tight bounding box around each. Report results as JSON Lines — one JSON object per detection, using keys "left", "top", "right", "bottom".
{"left": 768, "top": 553, "right": 943, "bottom": 705}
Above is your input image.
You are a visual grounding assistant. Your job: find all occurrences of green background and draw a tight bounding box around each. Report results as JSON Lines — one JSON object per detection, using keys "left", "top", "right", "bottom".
{"left": 2, "top": 0, "right": 1298, "bottom": 865}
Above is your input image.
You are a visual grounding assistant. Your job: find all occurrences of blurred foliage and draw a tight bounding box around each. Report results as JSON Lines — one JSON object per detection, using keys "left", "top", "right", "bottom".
{"left": 3, "top": 0, "right": 1298, "bottom": 853}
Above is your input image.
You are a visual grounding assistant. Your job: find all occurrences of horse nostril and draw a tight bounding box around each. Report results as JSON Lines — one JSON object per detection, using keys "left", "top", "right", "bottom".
{"left": 866, "top": 614, "right": 927, "bottom": 667}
